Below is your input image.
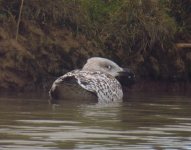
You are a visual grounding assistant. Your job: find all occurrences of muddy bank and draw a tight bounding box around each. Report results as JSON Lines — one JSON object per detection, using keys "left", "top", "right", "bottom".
{"left": 0, "top": 24, "right": 105, "bottom": 91}
{"left": 0, "top": 0, "right": 190, "bottom": 91}
{"left": 0, "top": 21, "right": 190, "bottom": 91}
{"left": 0, "top": 23, "right": 190, "bottom": 91}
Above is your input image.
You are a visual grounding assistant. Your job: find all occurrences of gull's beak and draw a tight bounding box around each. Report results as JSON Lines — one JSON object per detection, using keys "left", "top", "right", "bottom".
{"left": 116, "top": 68, "right": 135, "bottom": 86}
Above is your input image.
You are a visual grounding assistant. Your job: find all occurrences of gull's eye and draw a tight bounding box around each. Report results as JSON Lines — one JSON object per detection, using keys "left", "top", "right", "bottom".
{"left": 106, "top": 65, "right": 112, "bottom": 70}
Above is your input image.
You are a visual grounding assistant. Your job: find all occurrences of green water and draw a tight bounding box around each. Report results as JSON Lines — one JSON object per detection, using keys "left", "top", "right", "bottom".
{"left": 0, "top": 91, "right": 191, "bottom": 150}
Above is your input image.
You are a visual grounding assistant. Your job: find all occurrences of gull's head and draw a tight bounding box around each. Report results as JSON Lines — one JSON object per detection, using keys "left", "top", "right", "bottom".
{"left": 82, "top": 57, "right": 135, "bottom": 86}
{"left": 82, "top": 57, "right": 123, "bottom": 77}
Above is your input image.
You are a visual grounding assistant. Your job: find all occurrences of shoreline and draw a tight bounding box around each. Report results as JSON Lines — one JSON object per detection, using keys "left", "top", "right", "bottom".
{"left": 0, "top": 80, "right": 190, "bottom": 95}
{"left": 128, "top": 80, "right": 191, "bottom": 93}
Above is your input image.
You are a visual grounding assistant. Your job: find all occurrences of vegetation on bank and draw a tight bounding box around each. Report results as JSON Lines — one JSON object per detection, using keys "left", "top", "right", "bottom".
{"left": 0, "top": 0, "right": 190, "bottom": 90}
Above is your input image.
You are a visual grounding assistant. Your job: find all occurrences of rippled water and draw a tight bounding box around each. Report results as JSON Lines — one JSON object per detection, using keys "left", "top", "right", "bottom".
{"left": 0, "top": 90, "right": 191, "bottom": 150}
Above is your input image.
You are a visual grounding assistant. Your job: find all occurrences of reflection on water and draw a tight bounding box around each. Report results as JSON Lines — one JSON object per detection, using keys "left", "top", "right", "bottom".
{"left": 0, "top": 91, "right": 191, "bottom": 150}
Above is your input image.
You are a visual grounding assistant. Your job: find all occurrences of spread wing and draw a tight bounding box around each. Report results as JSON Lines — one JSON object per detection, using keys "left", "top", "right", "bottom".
{"left": 49, "top": 70, "right": 123, "bottom": 103}
{"left": 74, "top": 70, "right": 123, "bottom": 103}
{"left": 49, "top": 70, "right": 97, "bottom": 104}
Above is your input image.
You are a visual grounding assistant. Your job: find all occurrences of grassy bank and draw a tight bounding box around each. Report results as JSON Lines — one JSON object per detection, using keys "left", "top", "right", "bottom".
{"left": 0, "top": 0, "right": 190, "bottom": 91}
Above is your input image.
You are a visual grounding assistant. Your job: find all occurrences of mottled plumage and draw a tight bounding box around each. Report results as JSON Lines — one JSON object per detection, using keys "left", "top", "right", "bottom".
{"left": 49, "top": 57, "right": 134, "bottom": 104}
{"left": 50, "top": 69, "right": 123, "bottom": 103}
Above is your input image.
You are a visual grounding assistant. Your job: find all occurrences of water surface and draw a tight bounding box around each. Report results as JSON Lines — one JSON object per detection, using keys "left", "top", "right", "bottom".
{"left": 0, "top": 91, "right": 191, "bottom": 150}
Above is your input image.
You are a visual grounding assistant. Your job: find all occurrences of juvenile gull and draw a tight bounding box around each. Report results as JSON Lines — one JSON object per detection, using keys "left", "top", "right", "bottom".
{"left": 49, "top": 57, "right": 134, "bottom": 103}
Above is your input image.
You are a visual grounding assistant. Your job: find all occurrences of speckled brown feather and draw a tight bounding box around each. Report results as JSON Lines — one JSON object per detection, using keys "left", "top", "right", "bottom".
{"left": 50, "top": 69, "right": 123, "bottom": 103}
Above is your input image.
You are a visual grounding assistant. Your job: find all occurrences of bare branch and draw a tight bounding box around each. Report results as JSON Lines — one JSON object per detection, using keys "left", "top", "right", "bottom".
{"left": 16, "top": 0, "right": 24, "bottom": 41}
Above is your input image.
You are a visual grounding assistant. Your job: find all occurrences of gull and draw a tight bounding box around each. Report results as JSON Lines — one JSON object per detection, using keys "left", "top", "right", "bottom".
{"left": 49, "top": 57, "right": 134, "bottom": 103}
